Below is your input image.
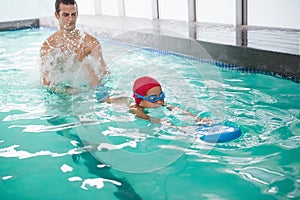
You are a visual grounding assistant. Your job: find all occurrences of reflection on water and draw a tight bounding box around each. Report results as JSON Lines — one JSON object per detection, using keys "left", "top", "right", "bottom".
{"left": 0, "top": 28, "right": 299, "bottom": 200}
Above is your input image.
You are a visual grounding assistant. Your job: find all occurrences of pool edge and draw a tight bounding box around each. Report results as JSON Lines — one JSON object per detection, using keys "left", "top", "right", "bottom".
{"left": 0, "top": 19, "right": 39, "bottom": 31}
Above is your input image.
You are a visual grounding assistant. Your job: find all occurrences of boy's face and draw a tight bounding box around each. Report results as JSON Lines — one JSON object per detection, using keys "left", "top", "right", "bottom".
{"left": 55, "top": 3, "right": 78, "bottom": 31}
{"left": 139, "top": 86, "right": 165, "bottom": 108}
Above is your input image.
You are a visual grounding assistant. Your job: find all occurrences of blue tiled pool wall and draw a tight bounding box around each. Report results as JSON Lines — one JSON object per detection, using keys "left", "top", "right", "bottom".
{"left": 103, "top": 38, "right": 299, "bottom": 83}
{"left": 142, "top": 47, "right": 299, "bottom": 82}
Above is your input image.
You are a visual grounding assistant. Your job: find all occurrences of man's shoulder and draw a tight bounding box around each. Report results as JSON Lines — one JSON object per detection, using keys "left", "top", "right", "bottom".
{"left": 84, "top": 32, "right": 100, "bottom": 44}
{"left": 43, "top": 31, "right": 60, "bottom": 44}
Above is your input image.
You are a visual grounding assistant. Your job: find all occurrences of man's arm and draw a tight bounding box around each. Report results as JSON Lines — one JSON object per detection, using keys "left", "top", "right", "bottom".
{"left": 40, "top": 41, "right": 51, "bottom": 86}
{"left": 83, "top": 35, "right": 109, "bottom": 88}
{"left": 88, "top": 36, "right": 109, "bottom": 76}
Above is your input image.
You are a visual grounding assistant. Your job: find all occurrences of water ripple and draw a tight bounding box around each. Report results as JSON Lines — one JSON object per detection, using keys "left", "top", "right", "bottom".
{"left": 0, "top": 144, "right": 83, "bottom": 159}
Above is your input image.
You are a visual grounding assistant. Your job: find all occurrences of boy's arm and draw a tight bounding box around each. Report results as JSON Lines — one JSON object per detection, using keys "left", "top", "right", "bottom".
{"left": 129, "top": 105, "right": 162, "bottom": 123}
{"left": 165, "top": 104, "right": 211, "bottom": 125}
{"left": 129, "top": 105, "right": 151, "bottom": 120}
{"left": 129, "top": 104, "right": 210, "bottom": 125}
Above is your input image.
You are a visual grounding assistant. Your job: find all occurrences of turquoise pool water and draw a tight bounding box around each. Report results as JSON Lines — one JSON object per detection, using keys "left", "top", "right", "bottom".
{"left": 0, "top": 28, "right": 299, "bottom": 200}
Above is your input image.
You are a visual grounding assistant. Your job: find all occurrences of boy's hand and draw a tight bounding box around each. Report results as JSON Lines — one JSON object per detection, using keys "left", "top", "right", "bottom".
{"left": 196, "top": 118, "right": 212, "bottom": 126}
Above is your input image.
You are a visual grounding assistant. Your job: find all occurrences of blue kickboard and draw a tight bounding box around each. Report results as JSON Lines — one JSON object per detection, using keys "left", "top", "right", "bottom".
{"left": 198, "top": 124, "right": 241, "bottom": 143}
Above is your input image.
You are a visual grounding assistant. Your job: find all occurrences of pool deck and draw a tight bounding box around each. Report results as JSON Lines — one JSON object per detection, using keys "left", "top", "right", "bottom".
{"left": 2, "top": 16, "right": 300, "bottom": 81}
{"left": 76, "top": 15, "right": 300, "bottom": 56}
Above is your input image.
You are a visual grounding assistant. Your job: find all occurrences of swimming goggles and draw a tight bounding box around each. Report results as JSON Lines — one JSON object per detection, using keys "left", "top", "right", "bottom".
{"left": 135, "top": 92, "right": 165, "bottom": 103}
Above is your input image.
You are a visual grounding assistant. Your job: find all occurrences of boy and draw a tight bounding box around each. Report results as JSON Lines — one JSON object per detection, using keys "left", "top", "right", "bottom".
{"left": 130, "top": 76, "right": 165, "bottom": 123}
{"left": 128, "top": 76, "right": 210, "bottom": 125}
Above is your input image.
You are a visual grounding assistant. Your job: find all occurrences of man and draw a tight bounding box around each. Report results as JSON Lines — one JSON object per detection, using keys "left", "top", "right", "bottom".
{"left": 40, "top": 0, "right": 108, "bottom": 92}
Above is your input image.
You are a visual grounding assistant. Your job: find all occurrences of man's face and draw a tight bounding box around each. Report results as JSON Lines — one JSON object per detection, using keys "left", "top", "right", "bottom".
{"left": 55, "top": 3, "right": 78, "bottom": 31}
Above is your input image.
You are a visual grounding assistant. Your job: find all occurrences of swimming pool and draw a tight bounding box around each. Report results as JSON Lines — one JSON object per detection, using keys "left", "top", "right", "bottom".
{"left": 0, "top": 28, "right": 299, "bottom": 200}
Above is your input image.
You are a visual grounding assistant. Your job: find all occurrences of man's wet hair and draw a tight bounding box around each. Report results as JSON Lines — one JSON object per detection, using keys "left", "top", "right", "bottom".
{"left": 55, "top": 0, "right": 77, "bottom": 13}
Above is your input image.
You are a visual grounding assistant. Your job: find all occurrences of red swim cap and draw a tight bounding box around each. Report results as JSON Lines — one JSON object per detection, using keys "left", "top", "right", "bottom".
{"left": 133, "top": 76, "right": 161, "bottom": 104}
